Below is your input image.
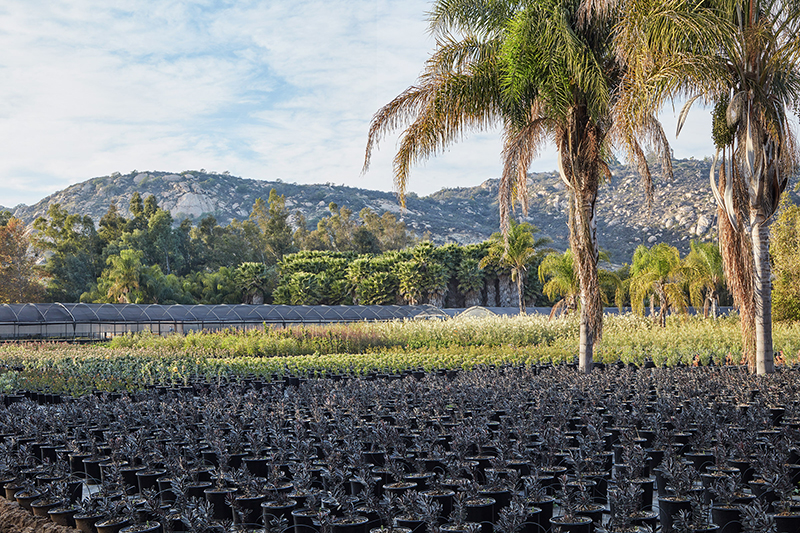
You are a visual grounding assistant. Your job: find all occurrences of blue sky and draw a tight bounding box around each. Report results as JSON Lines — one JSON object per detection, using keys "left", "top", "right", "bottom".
{"left": 0, "top": 0, "right": 716, "bottom": 208}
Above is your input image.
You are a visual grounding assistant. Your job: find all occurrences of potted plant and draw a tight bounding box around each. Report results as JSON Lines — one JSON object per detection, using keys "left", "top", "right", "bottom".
{"left": 440, "top": 493, "right": 482, "bottom": 533}
{"left": 708, "top": 473, "right": 751, "bottom": 533}
{"left": 657, "top": 453, "right": 700, "bottom": 533}
{"left": 765, "top": 469, "right": 800, "bottom": 533}
{"left": 94, "top": 496, "right": 136, "bottom": 533}
{"left": 549, "top": 475, "right": 593, "bottom": 533}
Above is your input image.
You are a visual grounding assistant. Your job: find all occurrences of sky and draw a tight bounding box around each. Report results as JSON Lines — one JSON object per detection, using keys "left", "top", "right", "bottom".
{"left": 0, "top": 0, "right": 717, "bottom": 208}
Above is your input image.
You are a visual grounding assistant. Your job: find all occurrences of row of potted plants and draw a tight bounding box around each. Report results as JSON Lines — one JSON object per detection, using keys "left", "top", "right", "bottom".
{"left": 1, "top": 365, "right": 799, "bottom": 533}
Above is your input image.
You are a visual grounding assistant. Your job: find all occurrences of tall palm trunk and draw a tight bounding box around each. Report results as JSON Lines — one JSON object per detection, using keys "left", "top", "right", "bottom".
{"left": 656, "top": 283, "right": 668, "bottom": 327}
{"left": 573, "top": 190, "right": 600, "bottom": 374}
{"left": 561, "top": 109, "right": 603, "bottom": 374}
{"left": 752, "top": 219, "right": 774, "bottom": 374}
{"left": 516, "top": 270, "right": 526, "bottom": 315}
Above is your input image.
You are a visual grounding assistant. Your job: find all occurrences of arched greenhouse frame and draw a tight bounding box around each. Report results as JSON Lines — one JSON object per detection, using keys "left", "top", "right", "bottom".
{"left": 0, "top": 303, "right": 448, "bottom": 341}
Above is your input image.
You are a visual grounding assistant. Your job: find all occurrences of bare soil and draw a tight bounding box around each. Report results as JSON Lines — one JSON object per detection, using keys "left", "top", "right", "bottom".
{"left": 0, "top": 498, "right": 76, "bottom": 533}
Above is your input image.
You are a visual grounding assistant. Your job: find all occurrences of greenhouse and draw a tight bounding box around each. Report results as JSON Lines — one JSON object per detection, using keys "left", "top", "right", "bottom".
{"left": 0, "top": 303, "right": 448, "bottom": 340}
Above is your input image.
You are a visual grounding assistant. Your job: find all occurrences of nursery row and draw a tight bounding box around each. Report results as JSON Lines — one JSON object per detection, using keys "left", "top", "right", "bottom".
{"left": 3, "top": 314, "right": 800, "bottom": 397}
{"left": 1, "top": 366, "right": 800, "bottom": 533}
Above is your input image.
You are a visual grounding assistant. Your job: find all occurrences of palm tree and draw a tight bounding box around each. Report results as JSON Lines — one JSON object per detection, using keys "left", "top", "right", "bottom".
{"left": 105, "top": 249, "right": 143, "bottom": 303}
{"left": 617, "top": 0, "right": 800, "bottom": 373}
{"left": 539, "top": 250, "right": 580, "bottom": 318}
{"left": 539, "top": 248, "right": 626, "bottom": 318}
{"left": 629, "top": 244, "right": 687, "bottom": 327}
{"left": 684, "top": 240, "right": 726, "bottom": 319}
{"left": 480, "top": 221, "right": 552, "bottom": 314}
{"left": 364, "top": 0, "right": 670, "bottom": 372}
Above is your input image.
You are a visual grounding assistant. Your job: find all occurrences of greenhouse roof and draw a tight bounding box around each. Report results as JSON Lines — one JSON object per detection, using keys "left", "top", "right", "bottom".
{"left": 0, "top": 303, "right": 448, "bottom": 325}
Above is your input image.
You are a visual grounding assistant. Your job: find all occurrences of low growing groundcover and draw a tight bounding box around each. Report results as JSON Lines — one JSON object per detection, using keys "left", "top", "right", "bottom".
{"left": 0, "top": 366, "right": 799, "bottom": 533}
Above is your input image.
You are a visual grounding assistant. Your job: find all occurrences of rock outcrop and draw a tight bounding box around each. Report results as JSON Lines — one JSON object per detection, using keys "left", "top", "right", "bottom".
{"left": 5, "top": 159, "right": 797, "bottom": 263}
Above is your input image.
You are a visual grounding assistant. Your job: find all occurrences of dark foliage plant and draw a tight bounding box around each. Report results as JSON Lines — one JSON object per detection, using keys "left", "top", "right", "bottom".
{"left": 3, "top": 365, "right": 800, "bottom": 533}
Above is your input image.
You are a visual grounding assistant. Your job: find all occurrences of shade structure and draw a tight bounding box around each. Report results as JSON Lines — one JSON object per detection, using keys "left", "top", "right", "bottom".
{"left": 0, "top": 303, "right": 447, "bottom": 340}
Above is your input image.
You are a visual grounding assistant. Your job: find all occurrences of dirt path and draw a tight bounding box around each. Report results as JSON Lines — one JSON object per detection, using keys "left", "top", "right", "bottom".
{"left": 0, "top": 498, "right": 76, "bottom": 533}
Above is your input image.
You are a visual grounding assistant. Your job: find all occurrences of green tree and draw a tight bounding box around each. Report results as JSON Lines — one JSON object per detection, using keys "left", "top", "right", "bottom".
{"left": 456, "top": 256, "right": 485, "bottom": 307}
{"left": 684, "top": 240, "right": 725, "bottom": 319}
{"left": 619, "top": 0, "right": 800, "bottom": 373}
{"left": 126, "top": 192, "right": 147, "bottom": 232}
{"left": 359, "top": 208, "right": 414, "bottom": 251}
{"left": 98, "top": 203, "right": 127, "bottom": 246}
{"left": 539, "top": 249, "right": 625, "bottom": 317}
{"left": 147, "top": 209, "right": 177, "bottom": 275}
{"left": 235, "top": 262, "right": 277, "bottom": 304}
{"left": 539, "top": 250, "right": 580, "bottom": 318}
{"left": 250, "top": 190, "right": 296, "bottom": 263}
{"left": 33, "top": 204, "right": 102, "bottom": 302}
{"left": 364, "top": 0, "right": 669, "bottom": 372}
{"left": 0, "top": 218, "right": 44, "bottom": 303}
{"left": 102, "top": 249, "right": 144, "bottom": 303}
{"left": 629, "top": 244, "right": 687, "bottom": 328}
{"left": 480, "top": 221, "right": 551, "bottom": 314}
{"left": 771, "top": 196, "right": 800, "bottom": 321}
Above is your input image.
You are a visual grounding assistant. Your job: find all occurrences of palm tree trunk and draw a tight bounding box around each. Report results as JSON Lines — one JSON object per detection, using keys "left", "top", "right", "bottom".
{"left": 516, "top": 271, "right": 526, "bottom": 315}
{"left": 560, "top": 112, "right": 602, "bottom": 374}
{"left": 752, "top": 220, "right": 774, "bottom": 374}
{"left": 572, "top": 190, "right": 600, "bottom": 374}
{"left": 579, "top": 309, "right": 594, "bottom": 374}
{"left": 657, "top": 284, "right": 667, "bottom": 328}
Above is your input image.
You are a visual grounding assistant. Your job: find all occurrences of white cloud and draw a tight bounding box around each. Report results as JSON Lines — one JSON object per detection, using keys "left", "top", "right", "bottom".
{"left": 0, "top": 0, "right": 718, "bottom": 209}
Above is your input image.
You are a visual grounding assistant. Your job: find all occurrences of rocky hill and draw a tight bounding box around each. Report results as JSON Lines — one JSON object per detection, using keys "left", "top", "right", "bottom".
{"left": 5, "top": 160, "right": 797, "bottom": 263}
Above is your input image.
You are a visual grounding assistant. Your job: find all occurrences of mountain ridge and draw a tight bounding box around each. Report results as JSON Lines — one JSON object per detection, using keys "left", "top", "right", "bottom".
{"left": 5, "top": 159, "right": 796, "bottom": 263}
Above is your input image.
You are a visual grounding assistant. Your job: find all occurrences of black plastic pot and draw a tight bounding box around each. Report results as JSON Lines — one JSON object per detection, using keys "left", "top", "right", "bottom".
{"left": 528, "top": 496, "right": 554, "bottom": 532}
{"left": 75, "top": 513, "right": 104, "bottom": 533}
{"left": 49, "top": 505, "right": 79, "bottom": 527}
{"left": 204, "top": 487, "right": 237, "bottom": 520}
{"left": 465, "top": 497, "right": 495, "bottom": 533}
{"left": 549, "top": 516, "right": 592, "bottom": 533}
{"left": 96, "top": 517, "right": 133, "bottom": 533}
{"left": 422, "top": 489, "right": 455, "bottom": 523}
{"left": 136, "top": 469, "right": 166, "bottom": 494}
{"left": 120, "top": 523, "right": 163, "bottom": 533}
{"left": 233, "top": 494, "right": 267, "bottom": 526}
{"left": 711, "top": 505, "right": 741, "bottom": 533}
{"left": 658, "top": 497, "right": 692, "bottom": 533}
{"left": 292, "top": 507, "right": 318, "bottom": 533}
{"left": 31, "top": 497, "right": 65, "bottom": 517}
{"left": 15, "top": 489, "right": 42, "bottom": 512}
{"left": 395, "top": 516, "right": 425, "bottom": 533}
{"left": 332, "top": 515, "right": 369, "bottom": 533}
{"left": 771, "top": 513, "right": 800, "bottom": 533}
{"left": 262, "top": 498, "right": 297, "bottom": 528}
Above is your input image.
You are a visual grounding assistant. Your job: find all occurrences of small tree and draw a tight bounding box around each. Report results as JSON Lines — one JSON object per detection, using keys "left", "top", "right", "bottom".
{"left": 481, "top": 221, "right": 551, "bottom": 314}
{"left": 684, "top": 240, "right": 725, "bottom": 319}
{"left": 770, "top": 196, "right": 800, "bottom": 321}
{"left": 629, "top": 243, "right": 687, "bottom": 327}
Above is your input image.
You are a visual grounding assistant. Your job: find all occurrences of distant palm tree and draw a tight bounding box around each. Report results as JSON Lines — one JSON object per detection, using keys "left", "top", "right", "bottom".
{"left": 364, "top": 0, "right": 670, "bottom": 372}
{"left": 629, "top": 244, "right": 687, "bottom": 327}
{"left": 538, "top": 250, "right": 580, "bottom": 318}
{"left": 618, "top": 0, "right": 800, "bottom": 372}
{"left": 684, "top": 240, "right": 725, "bottom": 319}
{"left": 105, "top": 249, "right": 142, "bottom": 303}
{"left": 539, "top": 249, "right": 625, "bottom": 318}
{"left": 481, "top": 221, "right": 552, "bottom": 314}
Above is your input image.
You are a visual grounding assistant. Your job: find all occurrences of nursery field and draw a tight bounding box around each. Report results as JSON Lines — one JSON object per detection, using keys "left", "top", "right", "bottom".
{"left": 1, "top": 314, "right": 800, "bottom": 533}
{"left": 1, "top": 313, "right": 800, "bottom": 397}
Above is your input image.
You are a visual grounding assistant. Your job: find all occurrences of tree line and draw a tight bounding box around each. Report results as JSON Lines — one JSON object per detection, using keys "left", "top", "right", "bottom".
{"left": 0, "top": 189, "right": 411, "bottom": 306}
{"left": 2, "top": 187, "right": 799, "bottom": 325}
